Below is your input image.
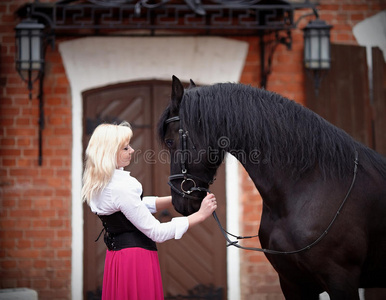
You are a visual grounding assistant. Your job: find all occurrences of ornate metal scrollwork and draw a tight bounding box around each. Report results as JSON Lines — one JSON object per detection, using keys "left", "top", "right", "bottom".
{"left": 16, "top": 0, "right": 317, "bottom": 35}
{"left": 15, "top": 0, "right": 320, "bottom": 95}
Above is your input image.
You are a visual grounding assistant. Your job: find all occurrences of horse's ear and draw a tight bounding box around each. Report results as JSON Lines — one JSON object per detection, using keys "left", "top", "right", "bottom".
{"left": 171, "top": 75, "right": 184, "bottom": 113}
{"left": 189, "top": 79, "right": 196, "bottom": 88}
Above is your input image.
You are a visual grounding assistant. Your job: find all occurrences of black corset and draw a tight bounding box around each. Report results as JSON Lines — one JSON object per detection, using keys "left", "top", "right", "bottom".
{"left": 97, "top": 211, "right": 157, "bottom": 251}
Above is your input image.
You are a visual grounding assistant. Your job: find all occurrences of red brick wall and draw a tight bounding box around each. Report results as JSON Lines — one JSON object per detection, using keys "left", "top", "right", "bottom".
{"left": 237, "top": 1, "right": 385, "bottom": 299}
{"left": 1, "top": 1, "right": 72, "bottom": 299}
{"left": 0, "top": 1, "right": 385, "bottom": 300}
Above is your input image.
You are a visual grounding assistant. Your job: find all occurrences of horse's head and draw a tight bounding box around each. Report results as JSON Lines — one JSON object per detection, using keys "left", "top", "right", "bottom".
{"left": 157, "top": 76, "right": 219, "bottom": 216}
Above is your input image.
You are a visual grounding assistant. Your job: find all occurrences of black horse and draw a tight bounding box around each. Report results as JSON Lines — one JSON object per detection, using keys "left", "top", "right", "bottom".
{"left": 158, "top": 76, "right": 386, "bottom": 299}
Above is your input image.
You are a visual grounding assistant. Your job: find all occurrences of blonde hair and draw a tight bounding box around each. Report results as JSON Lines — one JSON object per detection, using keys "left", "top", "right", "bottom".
{"left": 82, "top": 122, "right": 133, "bottom": 204}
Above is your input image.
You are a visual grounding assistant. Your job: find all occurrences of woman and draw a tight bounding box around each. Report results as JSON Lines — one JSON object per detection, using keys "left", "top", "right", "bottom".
{"left": 82, "top": 122, "right": 217, "bottom": 300}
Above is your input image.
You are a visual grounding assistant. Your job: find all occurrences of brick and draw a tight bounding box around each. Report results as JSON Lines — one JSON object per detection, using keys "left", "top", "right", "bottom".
{"left": 13, "top": 219, "right": 32, "bottom": 229}
{"left": 31, "top": 278, "right": 49, "bottom": 289}
{"left": 27, "top": 230, "right": 55, "bottom": 239}
{"left": 18, "top": 199, "right": 32, "bottom": 208}
{"left": 55, "top": 189, "right": 71, "bottom": 197}
{"left": 46, "top": 116, "right": 64, "bottom": 125}
{"left": 0, "top": 219, "right": 16, "bottom": 229}
{"left": 33, "top": 260, "right": 47, "bottom": 269}
{"left": 26, "top": 268, "right": 46, "bottom": 278}
{"left": 53, "top": 86, "right": 69, "bottom": 94}
{"left": 49, "top": 240, "right": 64, "bottom": 249}
{"left": 1, "top": 260, "right": 17, "bottom": 269}
{"left": 0, "top": 149, "right": 22, "bottom": 157}
{"left": 55, "top": 75, "right": 69, "bottom": 86}
{"left": 1, "top": 230, "right": 23, "bottom": 239}
{"left": 15, "top": 159, "right": 33, "bottom": 167}
{"left": 10, "top": 249, "right": 40, "bottom": 259}
{"left": 33, "top": 240, "right": 48, "bottom": 248}
{"left": 17, "top": 138, "right": 32, "bottom": 146}
{"left": 49, "top": 259, "right": 67, "bottom": 269}
{"left": 32, "top": 219, "right": 48, "bottom": 228}
{"left": 9, "top": 209, "right": 40, "bottom": 218}
{"left": 15, "top": 118, "right": 31, "bottom": 126}
{"left": 2, "top": 159, "right": 16, "bottom": 166}
{"left": 0, "top": 118, "right": 14, "bottom": 127}
{"left": 28, "top": 189, "right": 54, "bottom": 197}
{"left": 18, "top": 260, "right": 33, "bottom": 269}
{"left": 1, "top": 138, "right": 16, "bottom": 146}
{"left": 33, "top": 198, "right": 51, "bottom": 208}
{"left": 57, "top": 230, "right": 71, "bottom": 238}
{"left": 0, "top": 279, "right": 17, "bottom": 289}
{"left": 16, "top": 239, "right": 32, "bottom": 249}
{"left": 7, "top": 127, "right": 36, "bottom": 136}
{"left": 49, "top": 219, "right": 63, "bottom": 227}
{"left": 56, "top": 269, "right": 71, "bottom": 278}
{"left": 40, "top": 169, "right": 54, "bottom": 177}
{"left": 53, "top": 128, "right": 71, "bottom": 135}
{"left": 40, "top": 210, "right": 56, "bottom": 218}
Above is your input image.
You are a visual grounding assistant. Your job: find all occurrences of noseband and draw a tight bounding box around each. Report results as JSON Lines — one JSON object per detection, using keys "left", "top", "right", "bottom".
{"left": 165, "top": 116, "right": 214, "bottom": 201}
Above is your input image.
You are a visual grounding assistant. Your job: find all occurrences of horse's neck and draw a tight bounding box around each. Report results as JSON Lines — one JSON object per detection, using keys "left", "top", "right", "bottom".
{"left": 240, "top": 159, "right": 316, "bottom": 212}
{"left": 241, "top": 161, "right": 283, "bottom": 200}
{"left": 241, "top": 159, "right": 348, "bottom": 220}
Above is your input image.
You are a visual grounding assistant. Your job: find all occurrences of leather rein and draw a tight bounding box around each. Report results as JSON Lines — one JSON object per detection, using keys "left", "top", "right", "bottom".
{"left": 165, "top": 115, "right": 359, "bottom": 254}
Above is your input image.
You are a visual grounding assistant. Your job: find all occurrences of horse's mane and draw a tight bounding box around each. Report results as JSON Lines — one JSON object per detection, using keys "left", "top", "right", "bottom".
{"left": 168, "top": 83, "right": 386, "bottom": 179}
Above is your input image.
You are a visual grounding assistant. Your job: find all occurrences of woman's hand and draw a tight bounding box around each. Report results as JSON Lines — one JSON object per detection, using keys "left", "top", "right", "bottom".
{"left": 187, "top": 193, "right": 217, "bottom": 228}
{"left": 197, "top": 193, "right": 217, "bottom": 219}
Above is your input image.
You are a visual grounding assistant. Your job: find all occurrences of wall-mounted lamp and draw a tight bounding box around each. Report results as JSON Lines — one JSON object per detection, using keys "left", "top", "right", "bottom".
{"left": 15, "top": 18, "right": 46, "bottom": 165}
{"left": 15, "top": 18, "right": 45, "bottom": 99}
{"left": 303, "top": 18, "right": 333, "bottom": 95}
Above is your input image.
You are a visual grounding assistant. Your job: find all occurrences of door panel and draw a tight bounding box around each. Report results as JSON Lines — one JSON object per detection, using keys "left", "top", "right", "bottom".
{"left": 82, "top": 81, "right": 227, "bottom": 299}
{"left": 157, "top": 161, "right": 227, "bottom": 298}
{"left": 306, "top": 44, "right": 372, "bottom": 146}
{"left": 82, "top": 83, "right": 154, "bottom": 298}
{"left": 306, "top": 44, "right": 386, "bottom": 299}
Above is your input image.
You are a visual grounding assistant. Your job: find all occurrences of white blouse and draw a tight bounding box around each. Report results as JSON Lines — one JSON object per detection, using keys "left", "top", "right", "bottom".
{"left": 90, "top": 169, "right": 189, "bottom": 243}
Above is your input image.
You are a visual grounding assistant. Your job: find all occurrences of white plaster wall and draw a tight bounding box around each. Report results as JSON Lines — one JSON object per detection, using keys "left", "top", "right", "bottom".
{"left": 59, "top": 36, "right": 248, "bottom": 300}
{"left": 353, "top": 10, "right": 386, "bottom": 65}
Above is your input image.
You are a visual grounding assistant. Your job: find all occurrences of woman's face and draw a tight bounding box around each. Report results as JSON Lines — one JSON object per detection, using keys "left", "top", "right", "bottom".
{"left": 117, "top": 141, "right": 134, "bottom": 169}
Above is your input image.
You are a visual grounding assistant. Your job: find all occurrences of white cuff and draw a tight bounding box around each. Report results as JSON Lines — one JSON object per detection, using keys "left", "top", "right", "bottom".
{"left": 143, "top": 196, "right": 157, "bottom": 213}
{"left": 171, "top": 217, "right": 189, "bottom": 239}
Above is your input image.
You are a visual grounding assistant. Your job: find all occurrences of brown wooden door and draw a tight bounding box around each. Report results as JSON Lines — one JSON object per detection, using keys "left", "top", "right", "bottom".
{"left": 82, "top": 81, "right": 227, "bottom": 299}
{"left": 306, "top": 44, "right": 386, "bottom": 299}
{"left": 306, "top": 44, "right": 386, "bottom": 156}
{"left": 306, "top": 43, "right": 372, "bottom": 146}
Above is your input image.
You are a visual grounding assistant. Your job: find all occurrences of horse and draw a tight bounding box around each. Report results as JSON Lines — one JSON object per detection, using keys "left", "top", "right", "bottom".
{"left": 157, "top": 75, "right": 386, "bottom": 299}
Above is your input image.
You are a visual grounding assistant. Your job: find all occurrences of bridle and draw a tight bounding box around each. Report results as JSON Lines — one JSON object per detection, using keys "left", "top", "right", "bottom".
{"left": 165, "top": 115, "right": 359, "bottom": 255}
{"left": 165, "top": 116, "right": 214, "bottom": 201}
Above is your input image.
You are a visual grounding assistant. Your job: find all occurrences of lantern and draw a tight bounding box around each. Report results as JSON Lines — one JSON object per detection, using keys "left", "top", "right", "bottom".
{"left": 15, "top": 18, "right": 45, "bottom": 98}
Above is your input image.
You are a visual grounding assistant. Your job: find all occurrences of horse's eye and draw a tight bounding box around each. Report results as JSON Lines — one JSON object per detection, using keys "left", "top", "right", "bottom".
{"left": 165, "top": 139, "right": 174, "bottom": 148}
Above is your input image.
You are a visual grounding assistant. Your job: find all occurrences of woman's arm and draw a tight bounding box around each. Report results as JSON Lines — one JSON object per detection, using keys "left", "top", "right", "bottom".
{"left": 155, "top": 196, "right": 172, "bottom": 211}
{"left": 117, "top": 188, "right": 216, "bottom": 243}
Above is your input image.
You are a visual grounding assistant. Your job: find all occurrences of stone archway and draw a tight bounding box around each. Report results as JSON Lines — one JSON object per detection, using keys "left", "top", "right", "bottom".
{"left": 59, "top": 36, "right": 248, "bottom": 299}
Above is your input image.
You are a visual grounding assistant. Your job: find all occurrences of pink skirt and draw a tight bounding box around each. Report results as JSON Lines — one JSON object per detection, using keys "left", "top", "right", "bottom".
{"left": 102, "top": 247, "right": 164, "bottom": 300}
